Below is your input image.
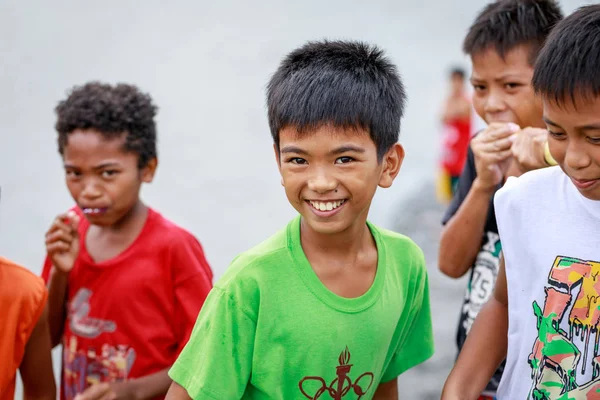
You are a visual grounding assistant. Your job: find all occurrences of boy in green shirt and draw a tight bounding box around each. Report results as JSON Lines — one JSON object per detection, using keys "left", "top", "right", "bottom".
{"left": 166, "top": 40, "right": 434, "bottom": 400}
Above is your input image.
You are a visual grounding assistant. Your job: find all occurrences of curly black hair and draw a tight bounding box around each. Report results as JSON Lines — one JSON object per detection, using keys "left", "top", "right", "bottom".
{"left": 55, "top": 82, "right": 158, "bottom": 168}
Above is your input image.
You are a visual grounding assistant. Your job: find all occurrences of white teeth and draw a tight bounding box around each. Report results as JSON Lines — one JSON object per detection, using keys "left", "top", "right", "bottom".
{"left": 309, "top": 200, "right": 346, "bottom": 212}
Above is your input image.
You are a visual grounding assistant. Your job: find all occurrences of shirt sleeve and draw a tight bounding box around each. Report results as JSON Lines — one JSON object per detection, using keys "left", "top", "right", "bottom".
{"left": 441, "top": 143, "right": 477, "bottom": 225}
{"left": 168, "top": 286, "right": 255, "bottom": 399}
{"left": 381, "top": 250, "right": 434, "bottom": 382}
{"left": 169, "top": 232, "right": 214, "bottom": 356}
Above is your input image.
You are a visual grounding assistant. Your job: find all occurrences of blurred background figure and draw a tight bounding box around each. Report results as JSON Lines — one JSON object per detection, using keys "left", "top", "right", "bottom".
{"left": 436, "top": 67, "right": 472, "bottom": 203}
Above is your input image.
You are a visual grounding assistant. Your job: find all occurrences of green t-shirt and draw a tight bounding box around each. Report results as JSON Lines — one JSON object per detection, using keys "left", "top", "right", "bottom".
{"left": 169, "top": 216, "right": 434, "bottom": 399}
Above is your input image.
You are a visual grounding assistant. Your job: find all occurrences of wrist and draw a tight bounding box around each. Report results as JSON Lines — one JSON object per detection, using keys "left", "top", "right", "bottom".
{"left": 472, "top": 178, "right": 497, "bottom": 196}
{"left": 113, "top": 380, "right": 139, "bottom": 400}
{"left": 50, "top": 266, "right": 70, "bottom": 279}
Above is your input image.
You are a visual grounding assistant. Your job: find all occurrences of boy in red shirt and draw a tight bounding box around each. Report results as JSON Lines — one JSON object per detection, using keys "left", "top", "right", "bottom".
{"left": 437, "top": 67, "right": 473, "bottom": 202}
{"left": 42, "top": 82, "right": 213, "bottom": 400}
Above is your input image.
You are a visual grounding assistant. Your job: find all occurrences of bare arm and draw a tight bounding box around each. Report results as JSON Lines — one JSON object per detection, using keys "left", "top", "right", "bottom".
{"left": 441, "top": 256, "right": 509, "bottom": 400}
{"left": 47, "top": 268, "right": 68, "bottom": 347}
{"left": 439, "top": 123, "right": 516, "bottom": 278}
{"left": 438, "top": 180, "right": 496, "bottom": 278}
{"left": 20, "top": 306, "right": 57, "bottom": 400}
{"left": 165, "top": 381, "right": 193, "bottom": 400}
{"left": 75, "top": 368, "right": 172, "bottom": 400}
{"left": 373, "top": 379, "right": 398, "bottom": 400}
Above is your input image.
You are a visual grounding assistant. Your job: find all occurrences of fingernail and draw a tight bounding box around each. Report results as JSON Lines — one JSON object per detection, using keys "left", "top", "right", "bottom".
{"left": 508, "top": 123, "right": 520, "bottom": 132}
{"left": 508, "top": 133, "right": 518, "bottom": 143}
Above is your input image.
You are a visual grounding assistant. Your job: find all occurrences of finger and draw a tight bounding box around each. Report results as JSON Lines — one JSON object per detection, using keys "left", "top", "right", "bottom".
{"left": 74, "top": 383, "right": 112, "bottom": 400}
{"left": 46, "top": 242, "right": 71, "bottom": 254}
{"left": 492, "top": 149, "right": 514, "bottom": 161}
{"left": 45, "top": 230, "right": 74, "bottom": 245}
{"left": 486, "top": 124, "right": 520, "bottom": 141}
{"left": 479, "top": 138, "right": 513, "bottom": 153}
{"left": 46, "top": 215, "right": 74, "bottom": 237}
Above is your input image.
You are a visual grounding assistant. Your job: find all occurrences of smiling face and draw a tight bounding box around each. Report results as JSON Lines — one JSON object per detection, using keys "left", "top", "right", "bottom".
{"left": 62, "top": 129, "right": 157, "bottom": 226}
{"left": 470, "top": 45, "right": 544, "bottom": 128}
{"left": 543, "top": 96, "right": 600, "bottom": 201}
{"left": 276, "top": 124, "right": 404, "bottom": 236}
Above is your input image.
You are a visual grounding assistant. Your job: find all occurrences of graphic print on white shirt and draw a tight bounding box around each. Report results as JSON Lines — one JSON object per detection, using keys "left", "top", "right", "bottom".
{"left": 529, "top": 255, "right": 600, "bottom": 399}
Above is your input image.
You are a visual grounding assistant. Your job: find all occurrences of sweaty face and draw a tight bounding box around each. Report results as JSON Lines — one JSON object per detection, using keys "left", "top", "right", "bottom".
{"left": 471, "top": 45, "right": 543, "bottom": 128}
{"left": 277, "top": 125, "right": 403, "bottom": 236}
{"left": 62, "top": 129, "right": 156, "bottom": 226}
{"left": 544, "top": 97, "right": 600, "bottom": 201}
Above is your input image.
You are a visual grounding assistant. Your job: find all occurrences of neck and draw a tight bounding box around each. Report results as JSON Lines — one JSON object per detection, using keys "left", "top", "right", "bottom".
{"left": 299, "top": 216, "right": 373, "bottom": 260}
{"left": 97, "top": 200, "right": 148, "bottom": 234}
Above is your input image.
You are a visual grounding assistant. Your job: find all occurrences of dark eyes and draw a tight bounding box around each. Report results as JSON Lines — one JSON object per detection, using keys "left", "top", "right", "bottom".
{"left": 101, "top": 170, "right": 119, "bottom": 178}
{"left": 504, "top": 83, "right": 520, "bottom": 90}
{"left": 548, "top": 131, "right": 566, "bottom": 140}
{"left": 335, "top": 157, "right": 355, "bottom": 164}
{"left": 285, "top": 157, "right": 355, "bottom": 165}
{"left": 287, "top": 158, "right": 307, "bottom": 165}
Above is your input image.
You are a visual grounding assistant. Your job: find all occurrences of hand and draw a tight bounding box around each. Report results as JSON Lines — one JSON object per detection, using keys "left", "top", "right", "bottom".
{"left": 510, "top": 127, "right": 549, "bottom": 172}
{"left": 74, "top": 382, "right": 134, "bottom": 400}
{"left": 45, "top": 210, "right": 80, "bottom": 274}
{"left": 471, "top": 122, "right": 519, "bottom": 191}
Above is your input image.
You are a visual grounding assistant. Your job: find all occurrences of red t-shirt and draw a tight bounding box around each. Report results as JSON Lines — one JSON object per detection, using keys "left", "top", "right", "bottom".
{"left": 440, "top": 117, "right": 472, "bottom": 177}
{"left": 41, "top": 207, "right": 213, "bottom": 400}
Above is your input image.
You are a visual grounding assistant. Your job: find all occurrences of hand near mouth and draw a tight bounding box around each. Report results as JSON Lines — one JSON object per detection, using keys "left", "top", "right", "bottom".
{"left": 45, "top": 210, "right": 81, "bottom": 273}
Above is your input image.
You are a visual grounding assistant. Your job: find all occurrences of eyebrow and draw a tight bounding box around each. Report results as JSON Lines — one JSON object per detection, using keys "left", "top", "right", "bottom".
{"left": 64, "top": 162, "right": 121, "bottom": 169}
{"left": 543, "top": 117, "right": 600, "bottom": 131}
{"left": 470, "top": 74, "right": 525, "bottom": 83}
{"left": 543, "top": 117, "right": 559, "bottom": 127}
{"left": 280, "top": 145, "right": 365, "bottom": 156}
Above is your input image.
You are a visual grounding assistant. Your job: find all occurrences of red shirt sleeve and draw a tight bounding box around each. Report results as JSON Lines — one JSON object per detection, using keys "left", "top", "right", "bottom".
{"left": 169, "top": 231, "right": 214, "bottom": 355}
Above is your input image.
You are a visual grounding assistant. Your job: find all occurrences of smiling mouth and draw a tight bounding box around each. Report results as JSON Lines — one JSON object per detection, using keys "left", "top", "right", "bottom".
{"left": 81, "top": 207, "right": 108, "bottom": 215}
{"left": 307, "top": 199, "right": 347, "bottom": 212}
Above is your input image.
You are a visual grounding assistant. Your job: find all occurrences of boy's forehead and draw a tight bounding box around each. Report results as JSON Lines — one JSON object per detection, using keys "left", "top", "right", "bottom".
{"left": 279, "top": 124, "right": 376, "bottom": 150}
{"left": 63, "top": 129, "right": 132, "bottom": 162}
{"left": 543, "top": 95, "right": 600, "bottom": 125}
{"left": 280, "top": 124, "right": 371, "bottom": 141}
{"left": 471, "top": 45, "right": 533, "bottom": 78}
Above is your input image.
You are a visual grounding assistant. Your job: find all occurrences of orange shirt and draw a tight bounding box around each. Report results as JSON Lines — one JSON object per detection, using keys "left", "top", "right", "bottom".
{"left": 0, "top": 257, "right": 48, "bottom": 400}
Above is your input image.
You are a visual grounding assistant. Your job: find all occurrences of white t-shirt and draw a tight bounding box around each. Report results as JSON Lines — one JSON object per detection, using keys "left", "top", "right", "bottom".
{"left": 494, "top": 166, "right": 600, "bottom": 399}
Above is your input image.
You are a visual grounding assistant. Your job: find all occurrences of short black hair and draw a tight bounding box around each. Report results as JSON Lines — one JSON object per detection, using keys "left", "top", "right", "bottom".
{"left": 55, "top": 82, "right": 158, "bottom": 168}
{"left": 266, "top": 39, "right": 406, "bottom": 160}
{"left": 463, "top": 0, "right": 563, "bottom": 65}
{"left": 533, "top": 4, "right": 600, "bottom": 107}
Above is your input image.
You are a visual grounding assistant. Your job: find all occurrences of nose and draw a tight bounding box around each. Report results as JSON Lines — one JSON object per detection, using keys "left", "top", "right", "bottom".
{"left": 307, "top": 168, "right": 338, "bottom": 194}
{"left": 564, "top": 139, "right": 591, "bottom": 171}
{"left": 80, "top": 180, "right": 103, "bottom": 200}
{"left": 484, "top": 89, "right": 507, "bottom": 115}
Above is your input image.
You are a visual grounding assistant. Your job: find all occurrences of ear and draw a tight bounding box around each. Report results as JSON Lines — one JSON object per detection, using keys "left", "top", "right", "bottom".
{"left": 141, "top": 157, "right": 158, "bottom": 183}
{"left": 378, "top": 143, "right": 404, "bottom": 188}
{"left": 274, "top": 144, "right": 285, "bottom": 186}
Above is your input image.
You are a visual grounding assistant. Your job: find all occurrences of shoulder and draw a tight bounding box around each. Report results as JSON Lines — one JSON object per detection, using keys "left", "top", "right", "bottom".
{"left": 372, "top": 225, "right": 426, "bottom": 274}
{"left": 147, "top": 208, "right": 200, "bottom": 244}
{"left": 217, "top": 225, "right": 289, "bottom": 289}
{"left": 495, "top": 166, "right": 564, "bottom": 209}
{"left": 0, "top": 257, "right": 47, "bottom": 312}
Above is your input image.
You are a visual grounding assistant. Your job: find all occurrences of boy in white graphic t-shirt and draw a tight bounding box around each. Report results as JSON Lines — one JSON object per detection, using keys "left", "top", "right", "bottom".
{"left": 442, "top": 5, "right": 600, "bottom": 399}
